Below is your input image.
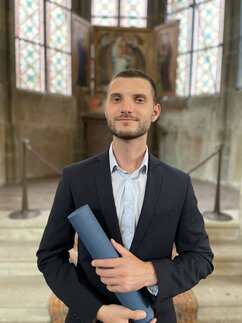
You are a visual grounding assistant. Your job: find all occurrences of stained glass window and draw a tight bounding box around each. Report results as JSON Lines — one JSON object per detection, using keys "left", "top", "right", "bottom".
{"left": 15, "top": 0, "right": 45, "bottom": 91}
{"left": 91, "top": 0, "right": 118, "bottom": 26}
{"left": 91, "top": 0, "right": 147, "bottom": 28}
{"left": 47, "top": 49, "right": 71, "bottom": 94}
{"left": 167, "top": 0, "right": 193, "bottom": 14}
{"left": 167, "top": 0, "right": 225, "bottom": 96}
{"left": 191, "top": 47, "right": 222, "bottom": 94}
{"left": 15, "top": 0, "right": 72, "bottom": 95}
{"left": 15, "top": 40, "right": 45, "bottom": 91}
{"left": 46, "top": 1, "right": 71, "bottom": 95}
{"left": 50, "top": 0, "right": 71, "bottom": 9}
{"left": 120, "top": 0, "right": 147, "bottom": 27}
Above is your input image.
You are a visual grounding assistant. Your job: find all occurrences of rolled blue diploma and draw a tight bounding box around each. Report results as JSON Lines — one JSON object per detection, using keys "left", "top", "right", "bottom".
{"left": 68, "top": 204, "right": 154, "bottom": 323}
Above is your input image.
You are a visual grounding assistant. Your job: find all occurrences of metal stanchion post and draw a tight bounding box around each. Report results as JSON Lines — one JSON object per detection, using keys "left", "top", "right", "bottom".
{"left": 9, "top": 139, "right": 40, "bottom": 219}
{"left": 22, "top": 138, "right": 28, "bottom": 214}
{"left": 203, "top": 144, "right": 232, "bottom": 221}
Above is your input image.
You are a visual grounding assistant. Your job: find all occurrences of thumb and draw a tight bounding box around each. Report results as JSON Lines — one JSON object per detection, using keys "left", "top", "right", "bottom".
{"left": 111, "top": 239, "right": 131, "bottom": 257}
{"left": 128, "top": 309, "right": 146, "bottom": 320}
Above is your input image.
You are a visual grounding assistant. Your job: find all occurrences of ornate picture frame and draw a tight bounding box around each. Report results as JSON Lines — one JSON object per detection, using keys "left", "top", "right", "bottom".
{"left": 93, "top": 26, "right": 154, "bottom": 93}
{"left": 154, "top": 21, "right": 179, "bottom": 97}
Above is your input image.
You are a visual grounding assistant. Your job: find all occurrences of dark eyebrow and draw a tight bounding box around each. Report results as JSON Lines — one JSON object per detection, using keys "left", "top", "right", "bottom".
{"left": 108, "top": 93, "right": 148, "bottom": 100}
{"left": 110, "top": 93, "right": 122, "bottom": 98}
{"left": 133, "top": 94, "right": 147, "bottom": 99}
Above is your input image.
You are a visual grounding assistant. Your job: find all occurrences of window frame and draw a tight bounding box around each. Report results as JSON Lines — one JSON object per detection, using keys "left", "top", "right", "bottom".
{"left": 167, "top": 0, "right": 225, "bottom": 97}
{"left": 91, "top": 0, "right": 148, "bottom": 28}
{"left": 14, "top": 0, "right": 72, "bottom": 96}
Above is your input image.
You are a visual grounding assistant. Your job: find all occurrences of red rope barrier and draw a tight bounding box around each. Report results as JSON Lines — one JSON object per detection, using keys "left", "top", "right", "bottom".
{"left": 188, "top": 148, "right": 220, "bottom": 174}
{"left": 26, "top": 143, "right": 62, "bottom": 176}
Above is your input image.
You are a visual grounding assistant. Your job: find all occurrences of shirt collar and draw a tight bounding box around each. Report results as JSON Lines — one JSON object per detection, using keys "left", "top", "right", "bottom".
{"left": 109, "top": 143, "right": 148, "bottom": 175}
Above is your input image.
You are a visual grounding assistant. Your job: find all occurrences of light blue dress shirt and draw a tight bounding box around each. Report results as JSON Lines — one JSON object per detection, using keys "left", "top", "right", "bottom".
{"left": 109, "top": 144, "right": 158, "bottom": 296}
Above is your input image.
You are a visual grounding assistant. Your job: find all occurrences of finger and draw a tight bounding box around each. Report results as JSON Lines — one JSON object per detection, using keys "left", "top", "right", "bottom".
{"left": 91, "top": 258, "right": 117, "bottom": 268}
{"left": 106, "top": 284, "right": 132, "bottom": 293}
{"left": 100, "top": 276, "right": 119, "bottom": 286}
{"left": 96, "top": 267, "right": 116, "bottom": 277}
{"left": 111, "top": 239, "right": 132, "bottom": 257}
{"left": 128, "top": 309, "right": 146, "bottom": 320}
{"left": 106, "top": 284, "right": 124, "bottom": 293}
{"left": 150, "top": 318, "right": 157, "bottom": 323}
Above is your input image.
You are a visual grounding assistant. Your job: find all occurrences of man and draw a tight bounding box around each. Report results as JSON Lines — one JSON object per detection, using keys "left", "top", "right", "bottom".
{"left": 37, "top": 69, "right": 213, "bottom": 323}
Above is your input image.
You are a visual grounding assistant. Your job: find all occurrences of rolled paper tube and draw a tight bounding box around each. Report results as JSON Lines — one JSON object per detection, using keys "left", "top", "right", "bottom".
{"left": 68, "top": 204, "right": 154, "bottom": 323}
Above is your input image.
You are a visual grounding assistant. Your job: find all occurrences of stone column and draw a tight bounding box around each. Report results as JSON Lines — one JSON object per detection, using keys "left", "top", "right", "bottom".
{"left": 0, "top": 0, "right": 9, "bottom": 186}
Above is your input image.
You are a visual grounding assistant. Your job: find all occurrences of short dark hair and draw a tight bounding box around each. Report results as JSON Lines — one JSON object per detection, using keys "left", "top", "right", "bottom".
{"left": 111, "top": 69, "right": 158, "bottom": 104}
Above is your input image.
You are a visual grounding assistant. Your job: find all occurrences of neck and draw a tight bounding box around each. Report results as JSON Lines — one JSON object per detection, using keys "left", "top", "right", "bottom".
{"left": 112, "top": 136, "right": 147, "bottom": 173}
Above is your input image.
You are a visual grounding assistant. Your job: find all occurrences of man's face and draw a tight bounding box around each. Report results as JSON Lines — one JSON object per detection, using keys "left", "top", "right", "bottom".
{"left": 105, "top": 77, "right": 160, "bottom": 140}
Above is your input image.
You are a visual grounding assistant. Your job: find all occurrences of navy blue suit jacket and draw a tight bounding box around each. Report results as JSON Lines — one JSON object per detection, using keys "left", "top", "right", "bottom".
{"left": 37, "top": 150, "right": 213, "bottom": 323}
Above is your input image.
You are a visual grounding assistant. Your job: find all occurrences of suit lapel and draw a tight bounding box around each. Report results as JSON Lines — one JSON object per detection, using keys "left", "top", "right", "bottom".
{"left": 130, "top": 154, "right": 163, "bottom": 253}
{"left": 94, "top": 151, "right": 123, "bottom": 244}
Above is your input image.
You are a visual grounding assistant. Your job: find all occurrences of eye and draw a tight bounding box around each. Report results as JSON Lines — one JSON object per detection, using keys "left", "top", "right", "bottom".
{"left": 134, "top": 96, "right": 145, "bottom": 103}
{"left": 111, "top": 96, "right": 121, "bottom": 103}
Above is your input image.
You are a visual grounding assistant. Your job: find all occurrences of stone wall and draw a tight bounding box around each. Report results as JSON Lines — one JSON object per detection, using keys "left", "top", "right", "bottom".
{"left": 0, "top": 84, "right": 6, "bottom": 186}
{"left": 156, "top": 0, "right": 242, "bottom": 189}
{"left": 227, "top": 91, "right": 242, "bottom": 186}
{"left": 0, "top": 119, "right": 5, "bottom": 186}
{"left": 158, "top": 96, "right": 223, "bottom": 182}
{"left": 224, "top": 0, "right": 242, "bottom": 188}
{"left": 10, "top": 91, "right": 78, "bottom": 180}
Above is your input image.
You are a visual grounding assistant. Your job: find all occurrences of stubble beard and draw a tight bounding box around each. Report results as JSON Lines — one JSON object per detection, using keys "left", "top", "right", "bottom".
{"left": 107, "top": 119, "right": 150, "bottom": 140}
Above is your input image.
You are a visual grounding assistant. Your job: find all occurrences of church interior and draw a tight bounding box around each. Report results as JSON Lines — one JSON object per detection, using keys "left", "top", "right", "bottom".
{"left": 0, "top": 0, "right": 242, "bottom": 322}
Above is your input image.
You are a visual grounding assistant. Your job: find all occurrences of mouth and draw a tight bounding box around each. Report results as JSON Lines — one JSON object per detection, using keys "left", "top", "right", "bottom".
{"left": 115, "top": 116, "right": 138, "bottom": 122}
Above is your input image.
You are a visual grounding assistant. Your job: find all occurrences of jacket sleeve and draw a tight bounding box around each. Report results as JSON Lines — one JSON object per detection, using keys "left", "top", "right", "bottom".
{"left": 151, "top": 175, "right": 214, "bottom": 306}
{"left": 36, "top": 168, "right": 104, "bottom": 322}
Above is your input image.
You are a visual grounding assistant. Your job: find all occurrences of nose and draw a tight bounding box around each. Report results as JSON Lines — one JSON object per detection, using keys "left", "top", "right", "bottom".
{"left": 120, "top": 98, "right": 134, "bottom": 114}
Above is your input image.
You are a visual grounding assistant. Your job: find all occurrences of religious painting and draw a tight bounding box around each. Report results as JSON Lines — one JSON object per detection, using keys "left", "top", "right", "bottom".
{"left": 154, "top": 21, "right": 179, "bottom": 96}
{"left": 72, "top": 14, "right": 93, "bottom": 95}
{"left": 94, "top": 26, "right": 154, "bottom": 92}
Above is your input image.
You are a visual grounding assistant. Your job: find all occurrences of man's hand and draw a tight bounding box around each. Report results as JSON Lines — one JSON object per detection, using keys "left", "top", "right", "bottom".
{"left": 96, "top": 304, "right": 157, "bottom": 323}
{"left": 91, "top": 239, "right": 157, "bottom": 293}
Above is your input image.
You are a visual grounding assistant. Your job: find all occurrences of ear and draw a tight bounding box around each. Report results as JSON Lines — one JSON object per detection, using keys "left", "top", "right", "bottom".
{"left": 151, "top": 103, "right": 161, "bottom": 122}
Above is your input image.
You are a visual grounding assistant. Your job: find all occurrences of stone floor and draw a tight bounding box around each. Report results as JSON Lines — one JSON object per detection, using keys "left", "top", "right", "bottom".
{"left": 0, "top": 176, "right": 240, "bottom": 212}
{"left": 0, "top": 176, "right": 241, "bottom": 323}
